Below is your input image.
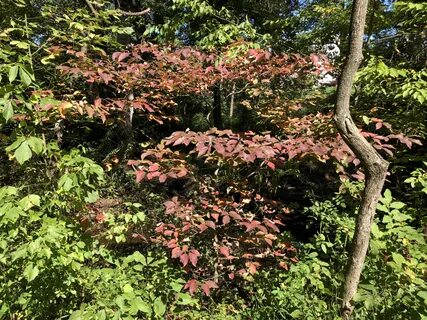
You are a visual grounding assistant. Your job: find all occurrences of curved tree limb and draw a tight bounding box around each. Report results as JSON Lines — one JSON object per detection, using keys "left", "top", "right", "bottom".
{"left": 117, "top": 8, "right": 151, "bottom": 16}
{"left": 334, "top": 0, "right": 389, "bottom": 318}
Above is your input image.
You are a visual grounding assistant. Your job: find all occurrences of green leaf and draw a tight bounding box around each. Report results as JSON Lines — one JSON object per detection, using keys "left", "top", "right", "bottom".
{"left": 2, "top": 100, "right": 13, "bottom": 122}
{"left": 123, "top": 283, "right": 133, "bottom": 293}
{"left": 362, "top": 115, "right": 370, "bottom": 125}
{"left": 153, "top": 297, "right": 166, "bottom": 316}
{"left": 382, "top": 189, "right": 392, "bottom": 205}
{"left": 14, "top": 140, "right": 32, "bottom": 164}
{"left": 10, "top": 40, "right": 30, "bottom": 49}
{"left": 390, "top": 201, "right": 405, "bottom": 209}
{"left": 8, "top": 65, "right": 18, "bottom": 83}
{"left": 84, "top": 190, "right": 99, "bottom": 203}
{"left": 96, "top": 310, "right": 106, "bottom": 320}
{"left": 19, "top": 194, "right": 41, "bottom": 210}
{"left": 5, "top": 137, "right": 25, "bottom": 153}
{"left": 290, "top": 310, "right": 302, "bottom": 318}
{"left": 417, "top": 291, "right": 427, "bottom": 302}
{"left": 392, "top": 253, "right": 406, "bottom": 268}
{"left": 130, "top": 297, "right": 151, "bottom": 314}
{"left": 27, "top": 136, "right": 44, "bottom": 155}
{"left": 24, "top": 263, "right": 40, "bottom": 281}
{"left": 19, "top": 66, "right": 33, "bottom": 86}
{"left": 176, "top": 292, "right": 197, "bottom": 306}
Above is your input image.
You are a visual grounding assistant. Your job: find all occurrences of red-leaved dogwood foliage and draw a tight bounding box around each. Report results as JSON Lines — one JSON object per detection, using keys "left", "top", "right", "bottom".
{"left": 56, "top": 42, "right": 420, "bottom": 296}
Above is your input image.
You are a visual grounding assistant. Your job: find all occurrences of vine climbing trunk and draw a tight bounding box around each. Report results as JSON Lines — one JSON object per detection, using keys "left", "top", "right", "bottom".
{"left": 334, "top": 0, "right": 389, "bottom": 318}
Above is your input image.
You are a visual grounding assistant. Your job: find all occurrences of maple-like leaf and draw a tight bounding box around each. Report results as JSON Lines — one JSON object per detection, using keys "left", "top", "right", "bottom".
{"left": 184, "top": 279, "right": 198, "bottom": 295}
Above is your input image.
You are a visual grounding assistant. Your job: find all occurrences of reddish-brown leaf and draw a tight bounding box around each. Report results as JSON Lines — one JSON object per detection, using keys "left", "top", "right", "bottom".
{"left": 189, "top": 250, "right": 199, "bottom": 267}
{"left": 246, "top": 261, "right": 261, "bottom": 275}
{"left": 180, "top": 253, "right": 189, "bottom": 266}
{"left": 201, "top": 280, "right": 218, "bottom": 296}
{"left": 205, "top": 221, "right": 216, "bottom": 229}
{"left": 95, "top": 212, "right": 106, "bottom": 223}
{"left": 135, "top": 170, "right": 146, "bottom": 183}
{"left": 222, "top": 215, "right": 230, "bottom": 225}
{"left": 171, "top": 247, "right": 182, "bottom": 258}
{"left": 184, "top": 279, "right": 198, "bottom": 295}
{"left": 118, "top": 52, "right": 130, "bottom": 62}
{"left": 219, "top": 246, "right": 230, "bottom": 258}
{"left": 266, "top": 161, "right": 276, "bottom": 170}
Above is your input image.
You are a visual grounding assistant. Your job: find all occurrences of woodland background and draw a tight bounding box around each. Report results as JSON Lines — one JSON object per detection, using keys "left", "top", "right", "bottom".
{"left": 0, "top": 0, "right": 426, "bottom": 319}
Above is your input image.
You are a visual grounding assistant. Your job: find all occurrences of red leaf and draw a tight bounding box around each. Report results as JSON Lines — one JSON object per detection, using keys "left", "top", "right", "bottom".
{"left": 205, "top": 221, "right": 216, "bottom": 229}
{"left": 182, "top": 223, "right": 191, "bottom": 232}
{"left": 263, "top": 219, "right": 280, "bottom": 233}
{"left": 177, "top": 169, "right": 187, "bottom": 178}
{"left": 246, "top": 261, "right": 261, "bottom": 275}
{"left": 242, "top": 220, "right": 261, "bottom": 232}
{"left": 211, "top": 213, "right": 219, "bottom": 221}
{"left": 95, "top": 212, "right": 106, "bottom": 223}
{"left": 184, "top": 279, "right": 198, "bottom": 295}
{"left": 219, "top": 246, "right": 230, "bottom": 258}
{"left": 171, "top": 247, "right": 182, "bottom": 258}
{"left": 228, "top": 273, "right": 235, "bottom": 280}
{"left": 256, "top": 224, "right": 268, "bottom": 234}
{"left": 149, "top": 164, "right": 160, "bottom": 172}
{"left": 159, "top": 174, "right": 167, "bottom": 183}
{"left": 180, "top": 253, "right": 189, "bottom": 266}
{"left": 118, "top": 52, "right": 130, "bottom": 62}
{"left": 229, "top": 211, "right": 242, "bottom": 221}
{"left": 266, "top": 161, "right": 276, "bottom": 170}
{"left": 202, "top": 280, "right": 218, "bottom": 296}
{"left": 189, "top": 251, "right": 199, "bottom": 267}
{"left": 167, "top": 239, "right": 177, "bottom": 248}
{"left": 135, "top": 170, "right": 146, "bottom": 183}
{"left": 222, "top": 215, "right": 230, "bottom": 225}
{"left": 198, "top": 223, "right": 208, "bottom": 232}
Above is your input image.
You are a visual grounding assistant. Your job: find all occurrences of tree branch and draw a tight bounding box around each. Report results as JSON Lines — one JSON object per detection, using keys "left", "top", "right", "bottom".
{"left": 84, "top": 0, "right": 98, "bottom": 16}
{"left": 117, "top": 8, "right": 151, "bottom": 16}
{"left": 334, "top": 0, "right": 389, "bottom": 317}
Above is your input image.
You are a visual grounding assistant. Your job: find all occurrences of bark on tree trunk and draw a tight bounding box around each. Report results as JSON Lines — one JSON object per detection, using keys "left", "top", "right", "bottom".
{"left": 334, "top": 0, "right": 389, "bottom": 318}
{"left": 213, "top": 83, "right": 223, "bottom": 130}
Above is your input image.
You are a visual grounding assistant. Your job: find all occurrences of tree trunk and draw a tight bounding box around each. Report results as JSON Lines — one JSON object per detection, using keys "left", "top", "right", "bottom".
{"left": 213, "top": 83, "right": 223, "bottom": 129}
{"left": 334, "top": 0, "right": 389, "bottom": 318}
